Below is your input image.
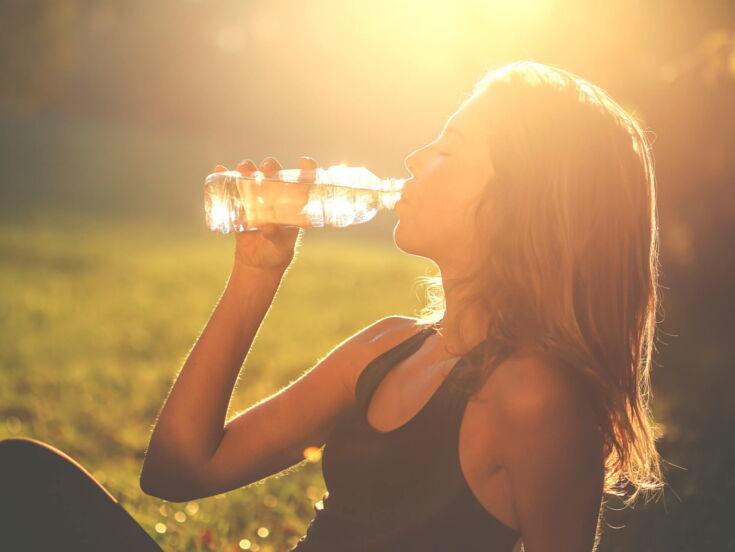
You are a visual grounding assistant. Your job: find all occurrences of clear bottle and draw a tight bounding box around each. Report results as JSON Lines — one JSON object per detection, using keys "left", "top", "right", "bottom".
{"left": 204, "top": 164, "right": 406, "bottom": 234}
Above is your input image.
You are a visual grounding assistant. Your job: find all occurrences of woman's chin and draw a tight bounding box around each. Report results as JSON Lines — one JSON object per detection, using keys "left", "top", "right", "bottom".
{"left": 392, "top": 219, "right": 402, "bottom": 245}
{"left": 392, "top": 219, "right": 412, "bottom": 253}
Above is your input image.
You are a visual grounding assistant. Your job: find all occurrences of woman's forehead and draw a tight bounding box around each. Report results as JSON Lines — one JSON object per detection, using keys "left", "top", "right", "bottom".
{"left": 446, "top": 101, "right": 496, "bottom": 181}
{"left": 446, "top": 99, "right": 485, "bottom": 139}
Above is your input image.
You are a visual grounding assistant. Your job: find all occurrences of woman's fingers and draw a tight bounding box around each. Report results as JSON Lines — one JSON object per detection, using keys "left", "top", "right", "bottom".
{"left": 225, "top": 156, "right": 313, "bottom": 238}
{"left": 236, "top": 159, "right": 257, "bottom": 176}
{"left": 260, "top": 156, "right": 282, "bottom": 177}
{"left": 299, "top": 156, "right": 318, "bottom": 170}
{"left": 298, "top": 155, "right": 318, "bottom": 183}
{"left": 226, "top": 156, "right": 315, "bottom": 176}
{"left": 258, "top": 157, "right": 282, "bottom": 239}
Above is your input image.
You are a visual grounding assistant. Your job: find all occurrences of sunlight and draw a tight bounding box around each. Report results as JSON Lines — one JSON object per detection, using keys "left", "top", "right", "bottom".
{"left": 216, "top": 26, "right": 244, "bottom": 53}
{"left": 303, "top": 446, "right": 323, "bottom": 462}
{"left": 472, "top": 0, "right": 554, "bottom": 27}
{"left": 3, "top": 0, "right": 726, "bottom": 549}
{"left": 205, "top": 191, "right": 232, "bottom": 232}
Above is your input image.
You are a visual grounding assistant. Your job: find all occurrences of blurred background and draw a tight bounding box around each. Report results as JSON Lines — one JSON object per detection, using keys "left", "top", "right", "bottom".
{"left": 0, "top": 0, "right": 733, "bottom": 550}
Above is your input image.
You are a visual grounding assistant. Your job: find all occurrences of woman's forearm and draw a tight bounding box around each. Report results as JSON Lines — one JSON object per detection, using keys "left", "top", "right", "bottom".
{"left": 141, "top": 262, "right": 286, "bottom": 488}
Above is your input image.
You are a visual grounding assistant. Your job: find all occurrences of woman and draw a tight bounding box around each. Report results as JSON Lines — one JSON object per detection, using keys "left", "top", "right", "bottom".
{"left": 1, "top": 60, "right": 664, "bottom": 551}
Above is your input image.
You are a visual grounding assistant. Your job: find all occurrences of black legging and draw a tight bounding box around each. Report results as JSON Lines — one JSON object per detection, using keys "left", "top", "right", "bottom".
{"left": 0, "top": 437, "right": 163, "bottom": 551}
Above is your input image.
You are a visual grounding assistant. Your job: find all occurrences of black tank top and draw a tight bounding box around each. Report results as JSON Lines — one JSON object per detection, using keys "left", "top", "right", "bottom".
{"left": 292, "top": 324, "right": 521, "bottom": 551}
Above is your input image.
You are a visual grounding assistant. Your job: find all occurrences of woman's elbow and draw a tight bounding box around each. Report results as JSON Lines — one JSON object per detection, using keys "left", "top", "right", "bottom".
{"left": 139, "top": 472, "right": 202, "bottom": 503}
{"left": 139, "top": 461, "right": 207, "bottom": 503}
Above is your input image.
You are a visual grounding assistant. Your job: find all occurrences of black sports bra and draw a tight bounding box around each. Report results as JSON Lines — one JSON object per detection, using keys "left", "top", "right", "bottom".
{"left": 292, "top": 324, "right": 521, "bottom": 551}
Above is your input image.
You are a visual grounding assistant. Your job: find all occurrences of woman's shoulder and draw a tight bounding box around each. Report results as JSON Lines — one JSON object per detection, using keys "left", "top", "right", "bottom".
{"left": 478, "top": 352, "right": 590, "bottom": 416}
{"left": 340, "top": 315, "right": 428, "bottom": 392}
{"left": 354, "top": 315, "right": 432, "bottom": 360}
{"left": 470, "top": 351, "right": 603, "bottom": 454}
{"left": 372, "top": 314, "right": 427, "bottom": 333}
{"left": 464, "top": 354, "right": 606, "bottom": 546}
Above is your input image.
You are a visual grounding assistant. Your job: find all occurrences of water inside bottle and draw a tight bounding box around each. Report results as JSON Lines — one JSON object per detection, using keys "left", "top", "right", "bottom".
{"left": 204, "top": 167, "right": 405, "bottom": 233}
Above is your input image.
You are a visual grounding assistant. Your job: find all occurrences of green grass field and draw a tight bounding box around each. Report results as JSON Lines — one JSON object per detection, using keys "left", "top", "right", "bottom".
{"left": 0, "top": 215, "right": 434, "bottom": 551}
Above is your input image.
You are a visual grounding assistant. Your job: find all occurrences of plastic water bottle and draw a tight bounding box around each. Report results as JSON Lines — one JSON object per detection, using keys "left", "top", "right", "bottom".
{"left": 204, "top": 164, "right": 406, "bottom": 234}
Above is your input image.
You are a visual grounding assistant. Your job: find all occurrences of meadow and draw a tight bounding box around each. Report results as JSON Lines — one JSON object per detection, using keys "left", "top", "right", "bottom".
{"left": 0, "top": 214, "right": 433, "bottom": 551}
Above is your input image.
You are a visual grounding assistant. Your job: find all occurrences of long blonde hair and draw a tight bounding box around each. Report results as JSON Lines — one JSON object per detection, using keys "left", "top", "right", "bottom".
{"left": 416, "top": 60, "right": 664, "bottom": 506}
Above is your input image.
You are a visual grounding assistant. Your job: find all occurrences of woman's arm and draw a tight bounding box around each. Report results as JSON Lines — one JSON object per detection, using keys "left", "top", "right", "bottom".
{"left": 490, "top": 356, "right": 605, "bottom": 552}
{"left": 140, "top": 251, "right": 411, "bottom": 502}
{"left": 141, "top": 155, "right": 324, "bottom": 502}
{"left": 139, "top": 262, "right": 287, "bottom": 500}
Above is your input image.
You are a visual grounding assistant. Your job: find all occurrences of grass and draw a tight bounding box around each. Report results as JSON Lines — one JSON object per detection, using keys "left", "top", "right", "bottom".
{"left": 0, "top": 214, "right": 434, "bottom": 551}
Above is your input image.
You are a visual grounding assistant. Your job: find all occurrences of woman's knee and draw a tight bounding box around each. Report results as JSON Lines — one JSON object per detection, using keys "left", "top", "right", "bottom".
{"left": 1, "top": 436, "right": 57, "bottom": 456}
{"left": 0, "top": 439, "right": 157, "bottom": 551}
{"left": 0, "top": 437, "right": 73, "bottom": 473}
{"left": 0, "top": 437, "right": 115, "bottom": 501}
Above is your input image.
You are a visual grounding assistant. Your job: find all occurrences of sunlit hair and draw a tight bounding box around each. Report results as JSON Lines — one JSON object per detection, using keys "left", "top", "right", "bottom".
{"left": 414, "top": 60, "right": 664, "bottom": 508}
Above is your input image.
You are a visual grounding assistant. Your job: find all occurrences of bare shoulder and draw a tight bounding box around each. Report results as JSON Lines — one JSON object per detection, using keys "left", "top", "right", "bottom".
{"left": 479, "top": 351, "right": 585, "bottom": 409}
{"left": 471, "top": 353, "right": 606, "bottom": 549}
{"left": 337, "top": 315, "right": 425, "bottom": 394}
{"left": 353, "top": 314, "right": 425, "bottom": 357}
{"left": 477, "top": 352, "right": 602, "bottom": 450}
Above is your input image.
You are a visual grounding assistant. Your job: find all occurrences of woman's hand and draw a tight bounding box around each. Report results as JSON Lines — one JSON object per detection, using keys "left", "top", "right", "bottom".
{"left": 213, "top": 156, "right": 318, "bottom": 271}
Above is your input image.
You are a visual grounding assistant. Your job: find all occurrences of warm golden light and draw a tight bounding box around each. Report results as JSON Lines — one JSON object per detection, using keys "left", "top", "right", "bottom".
{"left": 303, "top": 446, "right": 323, "bottom": 462}
{"left": 473, "top": 0, "right": 554, "bottom": 27}
{"left": 216, "top": 26, "right": 244, "bottom": 53}
{"left": 207, "top": 196, "right": 232, "bottom": 232}
{"left": 3, "top": 1, "right": 729, "bottom": 550}
{"left": 321, "top": 195, "right": 357, "bottom": 227}
{"left": 306, "top": 485, "right": 323, "bottom": 501}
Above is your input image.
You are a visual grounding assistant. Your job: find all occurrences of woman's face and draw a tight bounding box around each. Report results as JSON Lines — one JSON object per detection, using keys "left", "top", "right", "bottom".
{"left": 393, "top": 96, "right": 495, "bottom": 270}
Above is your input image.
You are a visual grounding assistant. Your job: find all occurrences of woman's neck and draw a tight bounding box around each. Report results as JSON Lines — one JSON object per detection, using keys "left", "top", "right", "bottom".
{"left": 434, "top": 293, "right": 490, "bottom": 356}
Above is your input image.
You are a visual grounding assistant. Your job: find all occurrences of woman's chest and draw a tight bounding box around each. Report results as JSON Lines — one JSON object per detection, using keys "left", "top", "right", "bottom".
{"left": 365, "top": 358, "right": 518, "bottom": 528}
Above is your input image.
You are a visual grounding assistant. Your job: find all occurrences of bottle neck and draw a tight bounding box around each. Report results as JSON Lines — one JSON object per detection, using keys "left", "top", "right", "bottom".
{"left": 378, "top": 178, "right": 405, "bottom": 210}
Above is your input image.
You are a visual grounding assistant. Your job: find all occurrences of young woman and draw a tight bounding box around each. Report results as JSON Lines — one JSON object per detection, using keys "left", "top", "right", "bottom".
{"left": 1, "top": 60, "right": 664, "bottom": 551}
